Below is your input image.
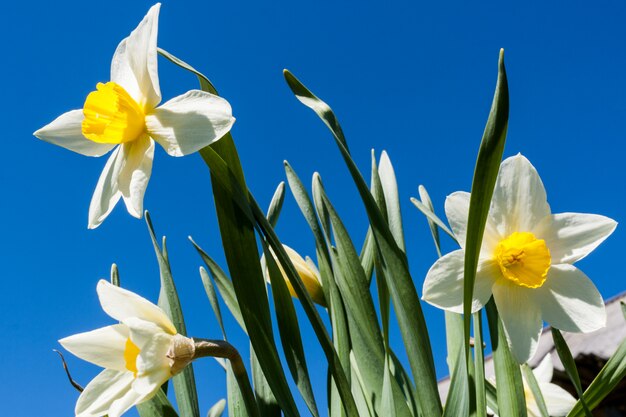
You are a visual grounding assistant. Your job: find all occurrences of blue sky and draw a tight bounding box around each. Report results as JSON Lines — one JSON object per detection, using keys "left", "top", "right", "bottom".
{"left": 1, "top": 0, "right": 625, "bottom": 416}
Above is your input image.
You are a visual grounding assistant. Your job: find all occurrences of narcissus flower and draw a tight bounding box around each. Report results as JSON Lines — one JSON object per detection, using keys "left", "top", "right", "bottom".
{"left": 423, "top": 154, "right": 616, "bottom": 363}
{"left": 34, "top": 3, "right": 235, "bottom": 229}
{"left": 492, "top": 354, "right": 576, "bottom": 417}
{"left": 59, "top": 280, "right": 194, "bottom": 417}
{"left": 262, "top": 244, "right": 327, "bottom": 307}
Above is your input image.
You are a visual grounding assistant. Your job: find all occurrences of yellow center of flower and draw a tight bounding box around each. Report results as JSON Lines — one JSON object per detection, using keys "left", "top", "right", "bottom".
{"left": 494, "top": 232, "right": 551, "bottom": 288}
{"left": 82, "top": 82, "right": 146, "bottom": 144}
{"left": 124, "top": 338, "right": 140, "bottom": 377}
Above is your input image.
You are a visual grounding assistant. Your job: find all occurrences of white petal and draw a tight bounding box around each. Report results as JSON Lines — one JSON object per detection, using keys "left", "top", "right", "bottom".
{"left": 422, "top": 250, "right": 497, "bottom": 313}
{"left": 97, "top": 280, "right": 176, "bottom": 334}
{"left": 110, "top": 4, "right": 161, "bottom": 109}
{"left": 75, "top": 369, "right": 133, "bottom": 417}
{"left": 59, "top": 324, "right": 129, "bottom": 371}
{"left": 490, "top": 154, "right": 551, "bottom": 237}
{"left": 536, "top": 264, "right": 606, "bottom": 332}
{"left": 533, "top": 213, "right": 617, "bottom": 264}
{"left": 118, "top": 136, "right": 154, "bottom": 218}
{"left": 539, "top": 382, "right": 577, "bottom": 416}
{"left": 532, "top": 353, "right": 554, "bottom": 383}
{"left": 133, "top": 367, "right": 171, "bottom": 396}
{"left": 492, "top": 280, "right": 543, "bottom": 363}
{"left": 34, "top": 109, "right": 115, "bottom": 157}
{"left": 445, "top": 191, "right": 502, "bottom": 253}
{"left": 107, "top": 386, "right": 148, "bottom": 417}
{"left": 88, "top": 146, "right": 124, "bottom": 229}
{"left": 146, "top": 90, "right": 235, "bottom": 156}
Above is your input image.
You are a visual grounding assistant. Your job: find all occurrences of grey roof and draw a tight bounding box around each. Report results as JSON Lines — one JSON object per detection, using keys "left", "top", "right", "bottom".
{"left": 437, "top": 291, "right": 626, "bottom": 400}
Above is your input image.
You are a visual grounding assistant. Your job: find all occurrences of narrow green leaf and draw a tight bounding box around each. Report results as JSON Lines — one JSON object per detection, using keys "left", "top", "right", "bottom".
{"left": 267, "top": 182, "right": 286, "bottom": 227}
{"left": 381, "top": 355, "right": 399, "bottom": 417}
{"left": 249, "top": 196, "right": 359, "bottom": 416}
{"left": 110, "top": 264, "right": 120, "bottom": 287}
{"left": 145, "top": 214, "right": 200, "bottom": 417}
{"left": 317, "top": 175, "right": 413, "bottom": 417}
{"left": 378, "top": 151, "right": 406, "bottom": 252}
{"left": 485, "top": 380, "right": 499, "bottom": 416}
{"left": 350, "top": 353, "right": 377, "bottom": 417}
{"left": 359, "top": 228, "right": 375, "bottom": 284}
{"left": 207, "top": 399, "right": 226, "bottom": 417}
{"left": 191, "top": 240, "right": 246, "bottom": 333}
{"left": 521, "top": 364, "right": 549, "bottom": 417}
{"left": 485, "top": 300, "right": 527, "bottom": 417}
{"left": 551, "top": 328, "right": 593, "bottom": 417}
{"left": 284, "top": 68, "right": 441, "bottom": 417}
{"left": 251, "top": 346, "right": 280, "bottom": 417}
{"left": 370, "top": 151, "right": 391, "bottom": 343}
{"left": 443, "top": 345, "right": 470, "bottom": 417}
{"left": 227, "top": 362, "right": 250, "bottom": 417}
{"left": 417, "top": 185, "right": 443, "bottom": 257}
{"left": 472, "top": 313, "right": 487, "bottom": 417}
{"left": 205, "top": 135, "right": 301, "bottom": 417}
{"left": 199, "top": 267, "right": 227, "bottom": 339}
{"left": 261, "top": 239, "right": 320, "bottom": 417}
{"left": 163, "top": 48, "right": 354, "bottom": 416}
{"left": 158, "top": 47, "right": 218, "bottom": 94}
{"left": 410, "top": 197, "right": 457, "bottom": 243}
{"left": 567, "top": 335, "right": 626, "bottom": 416}
{"left": 463, "top": 50, "right": 509, "bottom": 365}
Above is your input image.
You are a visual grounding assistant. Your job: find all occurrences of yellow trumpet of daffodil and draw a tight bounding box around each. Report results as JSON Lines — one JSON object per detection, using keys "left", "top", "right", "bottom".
{"left": 59, "top": 280, "right": 194, "bottom": 417}
{"left": 262, "top": 244, "right": 327, "bottom": 307}
{"left": 34, "top": 3, "right": 235, "bottom": 229}
{"left": 422, "top": 154, "right": 617, "bottom": 363}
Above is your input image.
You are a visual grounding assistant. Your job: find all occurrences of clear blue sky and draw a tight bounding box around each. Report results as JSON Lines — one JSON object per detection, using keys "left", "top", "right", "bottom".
{"left": 2, "top": 1, "right": 625, "bottom": 416}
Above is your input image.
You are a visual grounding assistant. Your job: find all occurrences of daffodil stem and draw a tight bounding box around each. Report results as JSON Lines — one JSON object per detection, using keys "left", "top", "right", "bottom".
{"left": 192, "top": 338, "right": 261, "bottom": 417}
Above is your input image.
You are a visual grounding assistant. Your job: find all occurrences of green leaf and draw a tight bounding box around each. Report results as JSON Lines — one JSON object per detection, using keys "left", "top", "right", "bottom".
{"left": 145, "top": 213, "right": 200, "bottom": 417}
{"left": 248, "top": 196, "right": 359, "bottom": 416}
{"left": 163, "top": 47, "right": 354, "bottom": 416}
{"left": 462, "top": 49, "right": 509, "bottom": 364}
{"left": 227, "top": 361, "right": 250, "bottom": 417}
{"left": 485, "top": 380, "right": 499, "bottom": 416}
{"left": 283, "top": 68, "right": 441, "bottom": 417}
{"left": 266, "top": 182, "right": 286, "bottom": 228}
{"left": 136, "top": 389, "right": 179, "bottom": 417}
{"left": 521, "top": 364, "right": 549, "bottom": 417}
{"left": 192, "top": 240, "right": 246, "bottom": 333}
{"left": 207, "top": 399, "right": 226, "bottom": 417}
{"left": 261, "top": 239, "right": 320, "bottom": 417}
{"left": 251, "top": 345, "right": 280, "bottom": 417}
{"left": 443, "top": 344, "right": 470, "bottom": 417}
{"left": 378, "top": 151, "right": 406, "bottom": 252}
{"left": 410, "top": 196, "right": 457, "bottom": 245}
{"left": 485, "top": 300, "right": 527, "bottom": 417}
{"left": 551, "top": 328, "right": 592, "bottom": 417}
{"left": 370, "top": 151, "right": 391, "bottom": 343}
{"left": 473, "top": 313, "right": 487, "bottom": 417}
{"left": 199, "top": 267, "right": 227, "bottom": 339}
{"left": 416, "top": 186, "right": 442, "bottom": 256}
{"left": 381, "top": 355, "right": 399, "bottom": 417}
{"left": 158, "top": 47, "right": 218, "bottom": 94}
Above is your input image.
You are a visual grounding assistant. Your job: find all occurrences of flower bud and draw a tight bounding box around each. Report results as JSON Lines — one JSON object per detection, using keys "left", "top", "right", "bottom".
{"left": 262, "top": 244, "right": 326, "bottom": 307}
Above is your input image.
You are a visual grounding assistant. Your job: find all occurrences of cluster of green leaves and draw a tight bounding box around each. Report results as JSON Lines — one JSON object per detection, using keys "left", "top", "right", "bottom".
{"left": 124, "top": 48, "right": 626, "bottom": 417}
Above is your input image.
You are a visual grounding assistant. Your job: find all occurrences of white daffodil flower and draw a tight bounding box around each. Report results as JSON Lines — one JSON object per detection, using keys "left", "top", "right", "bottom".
{"left": 261, "top": 244, "right": 327, "bottom": 306}
{"left": 59, "top": 280, "right": 194, "bottom": 417}
{"left": 34, "top": 3, "right": 235, "bottom": 229}
{"left": 423, "top": 154, "right": 616, "bottom": 363}
{"left": 491, "top": 354, "right": 576, "bottom": 417}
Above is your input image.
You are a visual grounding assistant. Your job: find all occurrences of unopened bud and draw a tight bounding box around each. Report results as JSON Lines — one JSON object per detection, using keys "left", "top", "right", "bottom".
{"left": 262, "top": 244, "right": 326, "bottom": 307}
